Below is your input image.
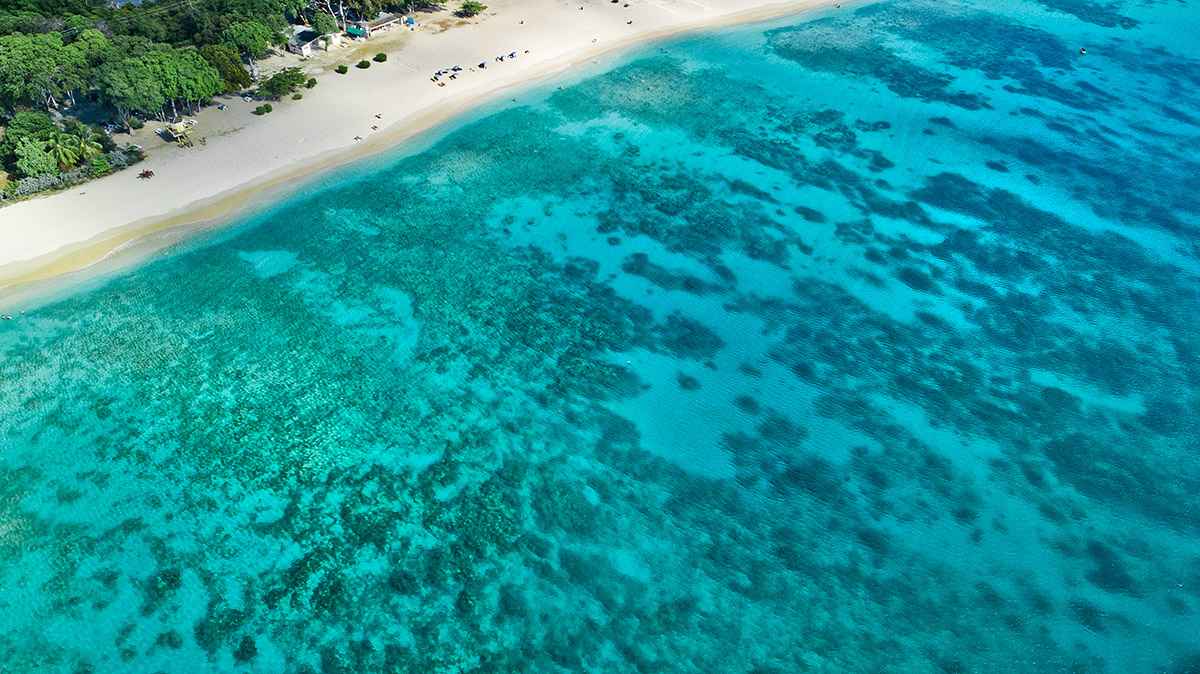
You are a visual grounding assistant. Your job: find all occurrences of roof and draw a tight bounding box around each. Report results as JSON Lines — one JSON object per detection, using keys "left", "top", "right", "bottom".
{"left": 367, "top": 14, "right": 398, "bottom": 28}
{"left": 346, "top": 26, "right": 365, "bottom": 36}
{"left": 290, "top": 28, "right": 321, "bottom": 45}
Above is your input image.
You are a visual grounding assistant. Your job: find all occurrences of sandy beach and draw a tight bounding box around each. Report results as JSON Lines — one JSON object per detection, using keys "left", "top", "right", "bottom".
{"left": 0, "top": 0, "right": 837, "bottom": 294}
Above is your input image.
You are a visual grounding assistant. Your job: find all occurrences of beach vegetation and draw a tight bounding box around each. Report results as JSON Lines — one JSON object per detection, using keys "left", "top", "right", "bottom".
{"left": 109, "top": 148, "right": 138, "bottom": 168}
{"left": 0, "top": 107, "right": 141, "bottom": 201}
{"left": 258, "top": 67, "right": 306, "bottom": 98}
{"left": 89, "top": 154, "right": 111, "bottom": 177}
{"left": 336, "top": 64, "right": 349, "bottom": 74}
{"left": 220, "top": 21, "right": 278, "bottom": 75}
{"left": 457, "top": 1, "right": 488, "bottom": 17}
{"left": 292, "top": 93, "right": 302, "bottom": 100}
{"left": 312, "top": 12, "right": 339, "bottom": 36}
{"left": 0, "top": 32, "right": 86, "bottom": 110}
{"left": 0, "top": 0, "right": 327, "bottom": 127}
{"left": 0, "top": 0, "right": 408, "bottom": 205}
{"left": 14, "top": 137, "right": 58, "bottom": 178}
{"left": 200, "top": 44, "right": 253, "bottom": 93}
{"left": 356, "top": 60, "right": 371, "bottom": 69}
{"left": 0, "top": 110, "right": 57, "bottom": 173}
{"left": 94, "top": 49, "right": 223, "bottom": 120}
{"left": 45, "top": 131, "right": 83, "bottom": 171}
{"left": 305, "top": 77, "right": 317, "bottom": 89}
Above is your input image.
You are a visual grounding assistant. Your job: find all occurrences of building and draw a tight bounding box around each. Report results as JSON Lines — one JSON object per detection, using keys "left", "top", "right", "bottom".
{"left": 348, "top": 14, "right": 401, "bottom": 39}
{"left": 287, "top": 27, "right": 324, "bottom": 57}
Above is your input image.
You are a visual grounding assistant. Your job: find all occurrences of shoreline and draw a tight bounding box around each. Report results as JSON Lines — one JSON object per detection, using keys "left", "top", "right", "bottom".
{"left": 0, "top": 0, "right": 842, "bottom": 299}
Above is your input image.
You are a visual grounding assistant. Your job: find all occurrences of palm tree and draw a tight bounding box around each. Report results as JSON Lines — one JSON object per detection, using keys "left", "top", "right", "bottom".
{"left": 73, "top": 133, "right": 103, "bottom": 163}
{"left": 45, "top": 132, "right": 80, "bottom": 171}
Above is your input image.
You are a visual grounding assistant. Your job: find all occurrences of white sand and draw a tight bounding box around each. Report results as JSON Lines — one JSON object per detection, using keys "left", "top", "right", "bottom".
{"left": 0, "top": 0, "right": 840, "bottom": 291}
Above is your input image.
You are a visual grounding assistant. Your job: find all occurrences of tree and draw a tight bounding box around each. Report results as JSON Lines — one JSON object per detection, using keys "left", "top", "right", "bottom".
{"left": 15, "top": 137, "right": 57, "bottom": 178}
{"left": 200, "top": 43, "right": 251, "bottom": 92}
{"left": 63, "top": 119, "right": 109, "bottom": 160}
{"left": 69, "top": 28, "right": 111, "bottom": 69}
{"left": 346, "top": 0, "right": 387, "bottom": 20}
{"left": 220, "top": 20, "right": 276, "bottom": 76}
{"left": 45, "top": 131, "right": 81, "bottom": 171}
{"left": 258, "top": 66, "right": 304, "bottom": 98}
{"left": 94, "top": 57, "right": 164, "bottom": 120}
{"left": 101, "top": 35, "right": 155, "bottom": 63}
{"left": 0, "top": 110, "right": 58, "bottom": 174}
{"left": 192, "top": 14, "right": 244, "bottom": 50}
{"left": 228, "top": 0, "right": 307, "bottom": 27}
{"left": 0, "top": 32, "right": 87, "bottom": 110}
{"left": 170, "top": 49, "right": 223, "bottom": 112}
{"left": 72, "top": 132, "right": 103, "bottom": 164}
{"left": 457, "top": 1, "right": 487, "bottom": 17}
{"left": 312, "top": 11, "right": 337, "bottom": 36}
{"left": 131, "top": 48, "right": 222, "bottom": 118}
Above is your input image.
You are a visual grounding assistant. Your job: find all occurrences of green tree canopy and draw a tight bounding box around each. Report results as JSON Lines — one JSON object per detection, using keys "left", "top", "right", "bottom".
{"left": 173, "top": 48, "right": 223, "bottom": 104}
{"left": 15, "top": 136, "right": 57, "bottom": 178}
{"left": 220, "top": 20, "right": 275, "bottom": 63}
{"left": 346, "top": 0, "right": 387, "bottom": 20}
{"left": 257, "top": 66, "right": 304, "bottom": 98}
{"left": 44, "top": 130, "right": 80, "bottom": 171}
{"left": 134, "top": 47, "right": 223, "bottom": 116}
{"left": 94, "top": 56, "right": 164, "bottom": 118}
{"left": 458, "top": 1, "right": 487, "bottom": 18}
{"left": 0, "top": 32, "right": 86, "bottom": 109}
{"left": 311, "top": 11, "right": 337, "bottom": 36}
{"left": 69, "top": 27, "right": 110, "bottom": 68}
{"left": 199, "top": 43, "right": 251, "bottom": 92}
{"left": 99, "top": 34, "right": 155, "bottom": 63}
{"left": 0, "top": 109, "right": 57, "bottom": 173}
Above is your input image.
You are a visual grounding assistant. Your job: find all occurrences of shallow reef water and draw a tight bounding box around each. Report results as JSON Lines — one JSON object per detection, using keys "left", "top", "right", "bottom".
{"left": 2, "top": 0, "right": 1199, "bottom": 672}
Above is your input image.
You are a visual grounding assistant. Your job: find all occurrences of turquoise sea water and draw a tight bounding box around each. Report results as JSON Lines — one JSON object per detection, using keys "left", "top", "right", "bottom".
{"left": 3, "top": 0, "right": 1199, "bottom": 671}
